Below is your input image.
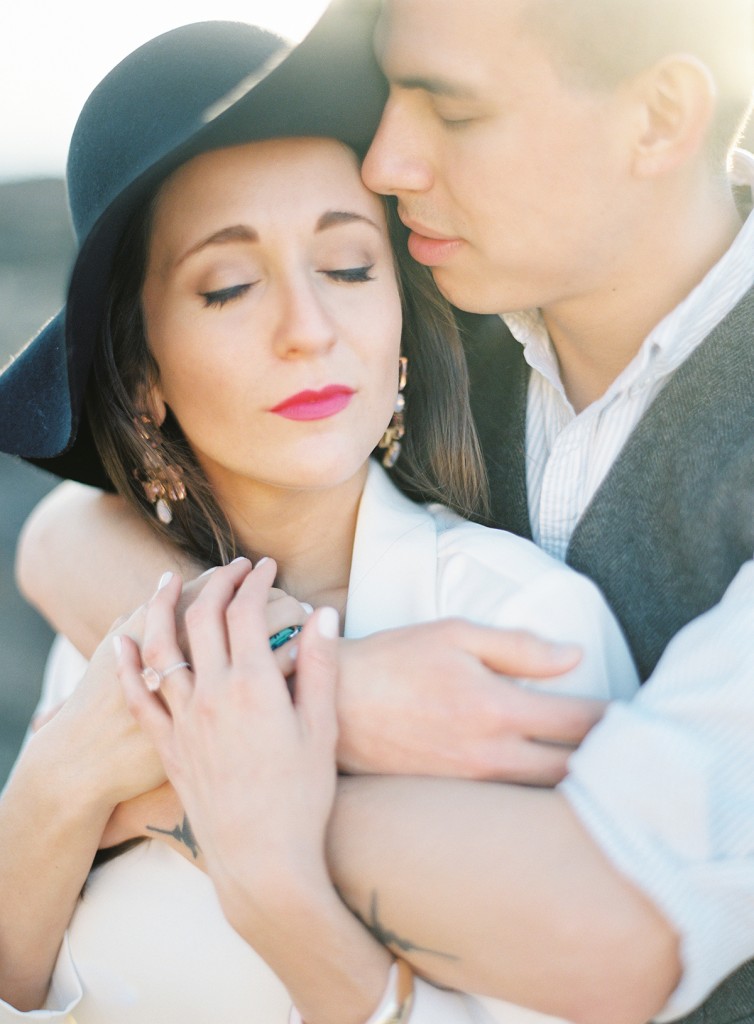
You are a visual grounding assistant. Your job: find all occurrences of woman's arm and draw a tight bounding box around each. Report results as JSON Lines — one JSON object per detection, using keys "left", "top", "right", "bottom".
{"left": 0, "top": 628, "right": 166, "bottom": 1012}
{"left": 15, "top": 481, "right": 200, "bottom": 657}
{"left": 0, "top": 727, "right": 111, "bottom": 1012}
{"left": 328, "top": 774, "right": 680, "bottom": 1024}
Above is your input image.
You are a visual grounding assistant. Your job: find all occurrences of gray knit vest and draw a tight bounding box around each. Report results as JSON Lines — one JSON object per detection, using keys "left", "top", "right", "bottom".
{"left": 459, "top": 290, "right": 754, "bottom": 1023}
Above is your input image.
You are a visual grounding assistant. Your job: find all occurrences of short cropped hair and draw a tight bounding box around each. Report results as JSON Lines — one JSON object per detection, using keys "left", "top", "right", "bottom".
{"left": 520, "top": 0, "right": 754, "bottom": 161}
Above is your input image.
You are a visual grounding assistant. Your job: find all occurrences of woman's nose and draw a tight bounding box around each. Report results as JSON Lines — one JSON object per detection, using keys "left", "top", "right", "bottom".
{"left": 272, "top": 277, "right": 337, "bottom": 359}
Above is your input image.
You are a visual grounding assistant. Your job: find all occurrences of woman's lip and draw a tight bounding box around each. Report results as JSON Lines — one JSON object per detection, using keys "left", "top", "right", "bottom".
{"left": 270, "top": 386, "right": 355, "bottom": 421}
{"left": 406, "top": 229, "right": 464, "bottom": 267}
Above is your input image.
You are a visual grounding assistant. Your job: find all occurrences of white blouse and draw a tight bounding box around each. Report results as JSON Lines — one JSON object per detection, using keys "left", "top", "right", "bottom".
{"left": 2, "top": 464, "right": 637, "bottom": 1024}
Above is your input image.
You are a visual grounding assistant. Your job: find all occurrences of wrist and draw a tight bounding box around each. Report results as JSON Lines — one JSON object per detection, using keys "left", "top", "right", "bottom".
{"left": 289, "top": 958, "right": 414, "bottom": 1024}
{"left": 215, "top": 850, "right": 334, "bottom": 931}
{"left": 25, "top": 714, "right": 121, "bottom": 820}
{"left": 219, "top": 864, "right": 394, "bottom": 1024}
{"left": 10, "top": 735, "right": 114, "bottom": 838}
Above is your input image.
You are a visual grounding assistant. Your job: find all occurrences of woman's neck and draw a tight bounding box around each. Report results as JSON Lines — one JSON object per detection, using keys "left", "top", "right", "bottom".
{"left": 210, "top": 465, "right": 368, "bottom": 614}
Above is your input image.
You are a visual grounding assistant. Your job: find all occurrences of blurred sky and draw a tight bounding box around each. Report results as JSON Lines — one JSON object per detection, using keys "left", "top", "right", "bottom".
{"left": 0, "top": 1, "right": 328, "bottom": 182}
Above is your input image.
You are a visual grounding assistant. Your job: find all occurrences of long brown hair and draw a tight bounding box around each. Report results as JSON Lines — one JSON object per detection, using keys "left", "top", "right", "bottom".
{"left": 86, "top": 173, "right": 489, "bottom": 568}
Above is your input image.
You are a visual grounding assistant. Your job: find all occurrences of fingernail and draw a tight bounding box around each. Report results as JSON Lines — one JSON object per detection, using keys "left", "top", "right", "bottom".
{"left": 255, "top": 557, "right": 269, "bottom": 567}
{"left": 157, "top": 570, "right": 173, "bottom": 591}
{"left": 112, "top": 635, "right": 122, "bottom": 658}
{"left": 300, "top": 602, "right": 313, "bottom": 615}
{"left": 317, "top": 606, "right": 339, "bottom": 639}
{"left": 231, "top": 555, "right": 250, "bottom": 565}
{"left": 199, "top": 565, "right": 218, "bottom": 577}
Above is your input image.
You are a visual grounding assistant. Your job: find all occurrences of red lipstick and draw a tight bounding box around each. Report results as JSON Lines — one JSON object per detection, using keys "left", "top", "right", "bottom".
{"left": 270, "top": 385, "right": 355, "bottom": 421}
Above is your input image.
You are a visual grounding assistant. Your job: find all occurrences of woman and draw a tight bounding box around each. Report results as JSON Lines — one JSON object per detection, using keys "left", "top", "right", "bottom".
{"left": 0, "top": 7, "right": 641, "bottom": 1024}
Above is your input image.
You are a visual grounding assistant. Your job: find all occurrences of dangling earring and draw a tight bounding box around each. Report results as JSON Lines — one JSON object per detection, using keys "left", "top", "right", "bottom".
{"left": 132, "top": 414, "right": 187, "bottom": 525}
{"left": 378, "top": 356, "right": 408, "bottom": 469}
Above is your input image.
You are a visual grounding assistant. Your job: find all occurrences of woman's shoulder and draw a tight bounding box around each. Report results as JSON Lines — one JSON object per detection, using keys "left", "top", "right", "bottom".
{"left": 427, "top": 506, "right": 612, "bottom": 634}
{"left": 426, "top": 503, "right": 569, "bottom": 584}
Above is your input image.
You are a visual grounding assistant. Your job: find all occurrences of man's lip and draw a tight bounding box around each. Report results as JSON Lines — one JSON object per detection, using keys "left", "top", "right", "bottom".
{"left": 406, "top": 230, "right": 464, "bottom": 267}
{"left": 398, "top": 213, "right": 464, "bottom": 266}
{"left": 270, "top": 385, "right": 355, "bottom": 421}
{"left": 398, "top": 212, "right": 456, "bottom": 242}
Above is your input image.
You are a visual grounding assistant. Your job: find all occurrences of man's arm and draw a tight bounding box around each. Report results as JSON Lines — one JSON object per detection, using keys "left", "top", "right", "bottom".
{"left": 560, "top": 557, "right": 754, "bottom": 1021}
{"left": 15, "top": 481, "right": 200, "bottom": 656}
{"left": 18, "top": 485, "right": 599, "bottom": 783}
{"left": 330, "top": 561, "right": 754, "bottom": 1023}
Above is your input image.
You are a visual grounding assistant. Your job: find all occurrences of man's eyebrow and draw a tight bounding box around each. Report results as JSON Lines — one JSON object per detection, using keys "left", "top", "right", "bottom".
{"left": 391, "top": 75, "right": 477, "bottom": 100}
{"left": 177, "top": 225, "right": 259, "bottom": 266}
{"left": 315, "top": 210, "right": 382, "bottom": 233}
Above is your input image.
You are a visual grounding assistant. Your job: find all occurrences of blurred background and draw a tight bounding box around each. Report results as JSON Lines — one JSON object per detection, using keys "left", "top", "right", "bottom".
{"left": 0, "top": 1, "right": 327, "bottom": 786}
{"left": 0, "top": 180, "right": 72, "bottom": 784}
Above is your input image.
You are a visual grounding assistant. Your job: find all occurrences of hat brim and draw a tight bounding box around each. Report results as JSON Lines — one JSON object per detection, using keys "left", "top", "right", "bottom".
{"left": 4, "top": 0, "right": 385, "bottom": 488}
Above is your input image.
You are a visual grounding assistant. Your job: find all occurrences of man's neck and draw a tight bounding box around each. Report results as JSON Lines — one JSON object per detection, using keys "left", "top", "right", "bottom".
{"left": 541, "top": 181, "right": 744, "bottom": 413}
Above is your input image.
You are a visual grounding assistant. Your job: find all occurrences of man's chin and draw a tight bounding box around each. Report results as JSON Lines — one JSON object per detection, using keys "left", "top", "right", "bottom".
{"left": 429, "top": 265, "right": 509, "bottom": 317}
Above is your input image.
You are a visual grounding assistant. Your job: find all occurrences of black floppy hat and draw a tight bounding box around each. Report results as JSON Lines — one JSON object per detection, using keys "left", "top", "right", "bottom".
{"left": 0, "top": 0, "right": 385, "bottom": 488}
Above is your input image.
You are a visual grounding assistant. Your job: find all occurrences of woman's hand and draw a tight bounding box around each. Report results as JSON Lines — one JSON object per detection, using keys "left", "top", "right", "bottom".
{"left": 176, "top": 564, "right": 311, "bottom": 679}
{"left": 116, "top": 558, "right": 340, "bottom": 918}
{"left": 35, "top": 606, "right": 167, "bottom": 814}
{"left": 118, "top": 561, "right": 394, "bottom": 1024}
{"left": 82, "top": 560, "right": 310, "bottom": 850}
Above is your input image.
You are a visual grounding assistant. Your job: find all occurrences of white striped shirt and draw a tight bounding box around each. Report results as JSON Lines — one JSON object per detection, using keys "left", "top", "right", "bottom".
{"left": 502, "top": 151, "right": 754, "bottom": 1019}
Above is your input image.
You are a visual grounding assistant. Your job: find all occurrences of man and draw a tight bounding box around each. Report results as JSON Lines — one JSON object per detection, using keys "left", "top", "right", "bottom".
{"left": 12, "top": 1, "right": 754, "bottom": 1022}
{"left": 343, "top": 2, "right": 754, "bottom": 1022}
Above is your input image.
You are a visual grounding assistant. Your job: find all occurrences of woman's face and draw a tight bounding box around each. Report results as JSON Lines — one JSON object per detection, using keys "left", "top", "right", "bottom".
{"left": 141, "top": 137, "right": 402, "bottom": 503}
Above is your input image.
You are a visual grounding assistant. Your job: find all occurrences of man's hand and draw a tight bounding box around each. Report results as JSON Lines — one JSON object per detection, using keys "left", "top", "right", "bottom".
{"left": 338, "top": 620, "right": 608, "bottom": 784}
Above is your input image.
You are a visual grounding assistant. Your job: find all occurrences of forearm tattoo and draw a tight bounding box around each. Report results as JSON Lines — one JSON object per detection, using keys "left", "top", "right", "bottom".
{"left": 356, "top": 891, "right": 458, "bottom": 961}
{"left": 147, "top": 814, "right": 200, "bottom": 859}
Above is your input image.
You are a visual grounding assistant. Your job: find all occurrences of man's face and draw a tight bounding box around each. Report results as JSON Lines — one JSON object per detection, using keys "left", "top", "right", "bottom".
{"left": 363, "top": 0, "right": 637, "bottom": 316}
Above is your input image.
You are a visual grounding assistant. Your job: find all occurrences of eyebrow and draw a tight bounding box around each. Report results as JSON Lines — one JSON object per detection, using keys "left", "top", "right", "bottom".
{"left": 177, "top": 211, "right": 380, "bottom": 266}
{"left": 316, "top": 210, "right": 382, "bottom": 233}
{"left": 177, "top": 225, "right": 258, "bottom": 266}
{"left": 390, "top": 75, "right": 478, "bottom": 100}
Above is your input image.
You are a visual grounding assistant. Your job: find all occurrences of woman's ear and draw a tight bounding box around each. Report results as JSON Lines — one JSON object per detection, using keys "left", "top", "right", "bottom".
{"left": 137, "top": 377, "right": 167, "bottom": 427}
{"left": 629, "top": 55, "right": 716, "bottom": 178}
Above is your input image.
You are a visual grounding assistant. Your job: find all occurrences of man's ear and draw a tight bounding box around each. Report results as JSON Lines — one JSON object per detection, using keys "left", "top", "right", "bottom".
{"left": 629, "top": 55, "right": 716, "bottom": 178}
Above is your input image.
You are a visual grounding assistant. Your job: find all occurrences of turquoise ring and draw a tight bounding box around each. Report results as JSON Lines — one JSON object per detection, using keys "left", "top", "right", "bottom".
{"left": 269, "top": 625, "right": 303, "bottom": 651}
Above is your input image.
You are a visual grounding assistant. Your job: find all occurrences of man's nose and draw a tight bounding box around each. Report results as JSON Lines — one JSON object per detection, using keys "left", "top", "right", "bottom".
{"left": 362, "top": 94, "right": 434, "bottom": 196}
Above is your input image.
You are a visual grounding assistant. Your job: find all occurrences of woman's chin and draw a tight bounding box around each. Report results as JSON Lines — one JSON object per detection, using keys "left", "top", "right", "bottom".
{"left": 242, "top": 452, "right": 373, "bottom": 497}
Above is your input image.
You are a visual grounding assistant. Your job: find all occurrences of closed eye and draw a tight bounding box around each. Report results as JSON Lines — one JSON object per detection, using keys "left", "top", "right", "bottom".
{"left": 436, "top": 112, "right": 476, "bottom": 129}
{"left": 201, "top": 283, "right": 254, "bottom": 308}
{"left": 322, "top": 265, "right": 375, "bottom": 284}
